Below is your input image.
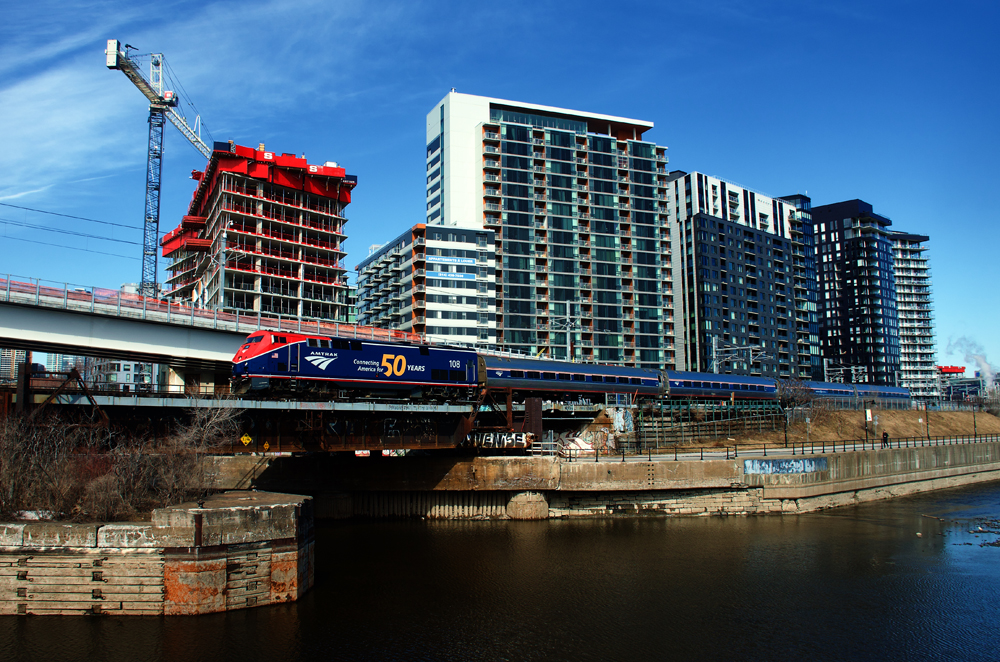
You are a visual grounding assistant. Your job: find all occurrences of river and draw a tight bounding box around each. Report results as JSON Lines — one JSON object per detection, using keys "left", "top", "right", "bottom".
{"left": 3, "top": 482, "right": 1000, "bottom": 661}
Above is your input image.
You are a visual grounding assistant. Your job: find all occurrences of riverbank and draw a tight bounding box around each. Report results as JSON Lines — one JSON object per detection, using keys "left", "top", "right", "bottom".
{"left": 216, "top": 437, "right": 1000, "bottom": 520}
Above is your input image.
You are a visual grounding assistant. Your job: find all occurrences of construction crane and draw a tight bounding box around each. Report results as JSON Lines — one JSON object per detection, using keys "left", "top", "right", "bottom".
{"left": 105, "top": 39, "right": 212, "bottom": 297}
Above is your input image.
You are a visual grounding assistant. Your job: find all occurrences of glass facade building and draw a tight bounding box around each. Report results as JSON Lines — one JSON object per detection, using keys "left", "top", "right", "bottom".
{"left": 668, "top": 173, "right": 818, "bottom": 378}
{"left": 425, "top": 92, "right": 674, "bottom": 368}
{"left": 811, "top": 200, "right": 901, "bottom": 386}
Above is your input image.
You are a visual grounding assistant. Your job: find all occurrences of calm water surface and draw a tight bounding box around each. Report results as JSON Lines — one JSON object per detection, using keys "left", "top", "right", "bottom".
{"left": 3, "top": 482, "right": 1000, "bottom": 662}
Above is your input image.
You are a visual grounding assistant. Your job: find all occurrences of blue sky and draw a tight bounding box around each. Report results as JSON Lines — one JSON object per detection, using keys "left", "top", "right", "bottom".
{"left": 1, "top": 0, "right": 997, "bottom": 377}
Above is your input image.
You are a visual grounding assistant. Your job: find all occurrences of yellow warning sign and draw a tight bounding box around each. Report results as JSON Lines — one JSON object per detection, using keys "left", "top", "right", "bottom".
{"left": 240, "top": 433, "right": 253, "bottom": 446}
{"left": 263, "top": 442, "right": 270, "bottom": 451}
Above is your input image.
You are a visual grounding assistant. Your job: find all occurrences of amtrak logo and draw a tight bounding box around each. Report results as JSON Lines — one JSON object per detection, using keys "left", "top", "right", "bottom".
{"left": 495, "top": 371, "right": 503, "bottom": 376}
{"left": 305, "top": 355, "right": 339, "bottom": 370}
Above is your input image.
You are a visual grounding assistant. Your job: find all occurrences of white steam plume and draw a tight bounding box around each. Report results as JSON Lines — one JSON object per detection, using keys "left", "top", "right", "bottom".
{"left": 946, "top": 336, "right": 996, "bottom": 387}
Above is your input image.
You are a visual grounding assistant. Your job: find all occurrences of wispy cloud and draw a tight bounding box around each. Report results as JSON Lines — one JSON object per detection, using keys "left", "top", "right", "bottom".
{"left": 0, "top": 0, "right": 428, "bottom": 207}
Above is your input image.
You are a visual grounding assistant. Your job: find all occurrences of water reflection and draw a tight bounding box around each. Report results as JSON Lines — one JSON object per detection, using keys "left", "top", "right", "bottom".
{"left": 2, "top": 482, "right": 999, "bottom": 662}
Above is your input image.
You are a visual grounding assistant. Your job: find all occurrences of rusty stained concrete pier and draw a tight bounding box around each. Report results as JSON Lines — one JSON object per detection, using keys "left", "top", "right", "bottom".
{"left": 219, "top": 439, "right": 1000, "bottom": 520}
{"left": 0, "top": 491, "right": 313, "bottom": 616}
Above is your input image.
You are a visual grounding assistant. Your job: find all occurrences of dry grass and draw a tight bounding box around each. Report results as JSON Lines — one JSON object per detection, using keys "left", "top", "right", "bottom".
{"left": 729, "top": 409, "right": 1000, "bottom": 447}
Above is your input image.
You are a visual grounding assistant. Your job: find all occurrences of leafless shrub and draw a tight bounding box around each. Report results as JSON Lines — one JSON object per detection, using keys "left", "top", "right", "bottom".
{"left": 776, "top": 379, "right": 815, "bottom": 410}
{"left": 1, "top": 406, "right": 242, "bottom": 521}
{"left": 0, "top": 416, "right": 105, "bottom": 519}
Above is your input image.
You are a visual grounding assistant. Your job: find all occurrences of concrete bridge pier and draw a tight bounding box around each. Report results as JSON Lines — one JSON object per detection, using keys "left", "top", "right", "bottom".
{"left": 166, "top": 366, "right": 229, "bottom": 396}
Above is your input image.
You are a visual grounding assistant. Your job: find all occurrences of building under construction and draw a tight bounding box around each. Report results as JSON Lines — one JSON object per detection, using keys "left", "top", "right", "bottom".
{"left": 161, "top": 142, "right": 356, "bottom": 321}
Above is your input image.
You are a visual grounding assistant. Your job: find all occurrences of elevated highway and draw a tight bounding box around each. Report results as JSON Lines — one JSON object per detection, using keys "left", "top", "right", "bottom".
{"left": 0, "top": 276, "right": 421, "bottom": 391}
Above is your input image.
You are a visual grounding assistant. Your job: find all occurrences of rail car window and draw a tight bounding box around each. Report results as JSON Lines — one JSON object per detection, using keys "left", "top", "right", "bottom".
{"left": 590, "top": 376, "right": 603, "bottom": 382}
{"left": 319, "top": 339, "right": 330, "bottom": 348}
{"left": 618, "top": 377, "right": 629, "bottom": 384}
{"left": 449, "top": 370, "right": 466, "bottom": 381}
{"left": 712, "top": 383, "right": 721, "bottom": 389}
{"left": 543, "top": 372, "right": 556, "bottom": 380}
{"left": 272, "top": 336, "right": 287, "bottom": 344}
{"left": 572, "top": 374, "right": 585, "bottom": 381}
{"left": 511, "top": 370, "right": 524, "bottom": 378}
{"left": 526, "top": 371, "right": 540, "bottom": 379}
{"left": 558, "top": 373, "right": 571, "bottom": 380}
{"left": 682, "top": 381, "right": 691, "bottom": 388}
{"left": 308, "top": 339, "right": 318, "bottom": 347}
{"left": 432, "top": 369, "right": 448, "bottom": 380}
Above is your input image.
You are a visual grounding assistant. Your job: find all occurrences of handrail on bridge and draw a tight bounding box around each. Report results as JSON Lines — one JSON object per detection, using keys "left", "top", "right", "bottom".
{"left": 1, "top": 274, "right": 426, "bottom": 344}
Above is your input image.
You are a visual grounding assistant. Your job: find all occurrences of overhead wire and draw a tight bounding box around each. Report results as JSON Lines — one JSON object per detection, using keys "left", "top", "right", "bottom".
{"left": 0, "top": 217, "right": 140, "bottom": 245}
{"left": 0, "top": 202, "right": 141, "bottom": 231}
{"left": 0, "top": 235, "right": 139, "bottom": 260}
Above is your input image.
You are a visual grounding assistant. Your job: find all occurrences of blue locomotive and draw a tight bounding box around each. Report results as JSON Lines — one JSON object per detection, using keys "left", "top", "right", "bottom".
{"left": 231, "top": 330, "right": 479, "bottom": 400}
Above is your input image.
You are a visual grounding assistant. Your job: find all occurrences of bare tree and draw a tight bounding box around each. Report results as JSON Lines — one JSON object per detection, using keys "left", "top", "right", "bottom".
{"left": 776, "top": 378, "right": 815, "bottom": 410}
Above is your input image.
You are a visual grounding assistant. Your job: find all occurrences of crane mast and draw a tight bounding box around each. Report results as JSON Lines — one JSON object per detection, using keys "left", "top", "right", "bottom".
{"left": 106, "top": 39, "right": 211, "bottom": 297}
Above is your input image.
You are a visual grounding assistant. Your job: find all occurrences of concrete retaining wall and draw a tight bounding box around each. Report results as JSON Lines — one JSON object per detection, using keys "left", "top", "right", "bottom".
{"left": 0, "top": 491, "right": 313, "bottom": 616}
{"left": 306, "top": 441, "right": 1000, "bottom": 520}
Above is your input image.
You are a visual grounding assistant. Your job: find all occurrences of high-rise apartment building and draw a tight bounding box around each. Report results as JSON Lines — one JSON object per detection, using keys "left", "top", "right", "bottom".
{"left": 0, "top": 349, "right": 27, "bottom": 384}
{"left": 356, "top": 224, "right": 497, "bottom": 346}
{"left": 45, "top": 353, "right": 86, "bottom": 373}
{"left": 891, "top": 231, "right": 937, "bottom": 399}
{"left": 667, "top": 173, "right": 818, "bottom": 378}
{"left": 161, "top": 142, "right": 356, "bottom": 321}
{"left": 425, "top": 91, "right": 673, "bottom": 367}
{"left": 811, "top": 200, "right": 901, "bottom": 385}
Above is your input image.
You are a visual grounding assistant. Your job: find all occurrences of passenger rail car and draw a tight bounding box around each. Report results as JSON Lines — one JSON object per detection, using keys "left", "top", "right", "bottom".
{"left": 481, "top": 356, "right": 661, "bottom": 400}
{"left": 664, "top": 371, "right": 778, "bottom": 400}
{"left": 800, "top": 381, "right": 910, "bottom": 405}
{"left": 232, "top": 331, "right": 479, "bottom": 400}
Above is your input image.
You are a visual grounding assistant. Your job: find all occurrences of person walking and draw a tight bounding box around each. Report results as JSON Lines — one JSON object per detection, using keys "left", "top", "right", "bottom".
{"left": 882, "top": 431, "right": 889, "bottom": 449}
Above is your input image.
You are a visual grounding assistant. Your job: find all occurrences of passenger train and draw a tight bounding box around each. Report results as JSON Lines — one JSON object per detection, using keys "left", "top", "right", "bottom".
{"left": 231, "top": 330, "right": 909, "bottom": 405}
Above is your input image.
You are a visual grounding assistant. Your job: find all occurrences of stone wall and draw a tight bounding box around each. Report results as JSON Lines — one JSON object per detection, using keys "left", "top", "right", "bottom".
{"left": 0, "top": 491, "right": 313, "bottom": 616}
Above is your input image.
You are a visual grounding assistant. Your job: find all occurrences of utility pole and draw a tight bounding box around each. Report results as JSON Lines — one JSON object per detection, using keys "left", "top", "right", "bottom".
{"left": 551, "top": 309, "right": 580, "bottom": 363}
{"left": 710, "top": 336, "right": 770, "bottom": 374}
